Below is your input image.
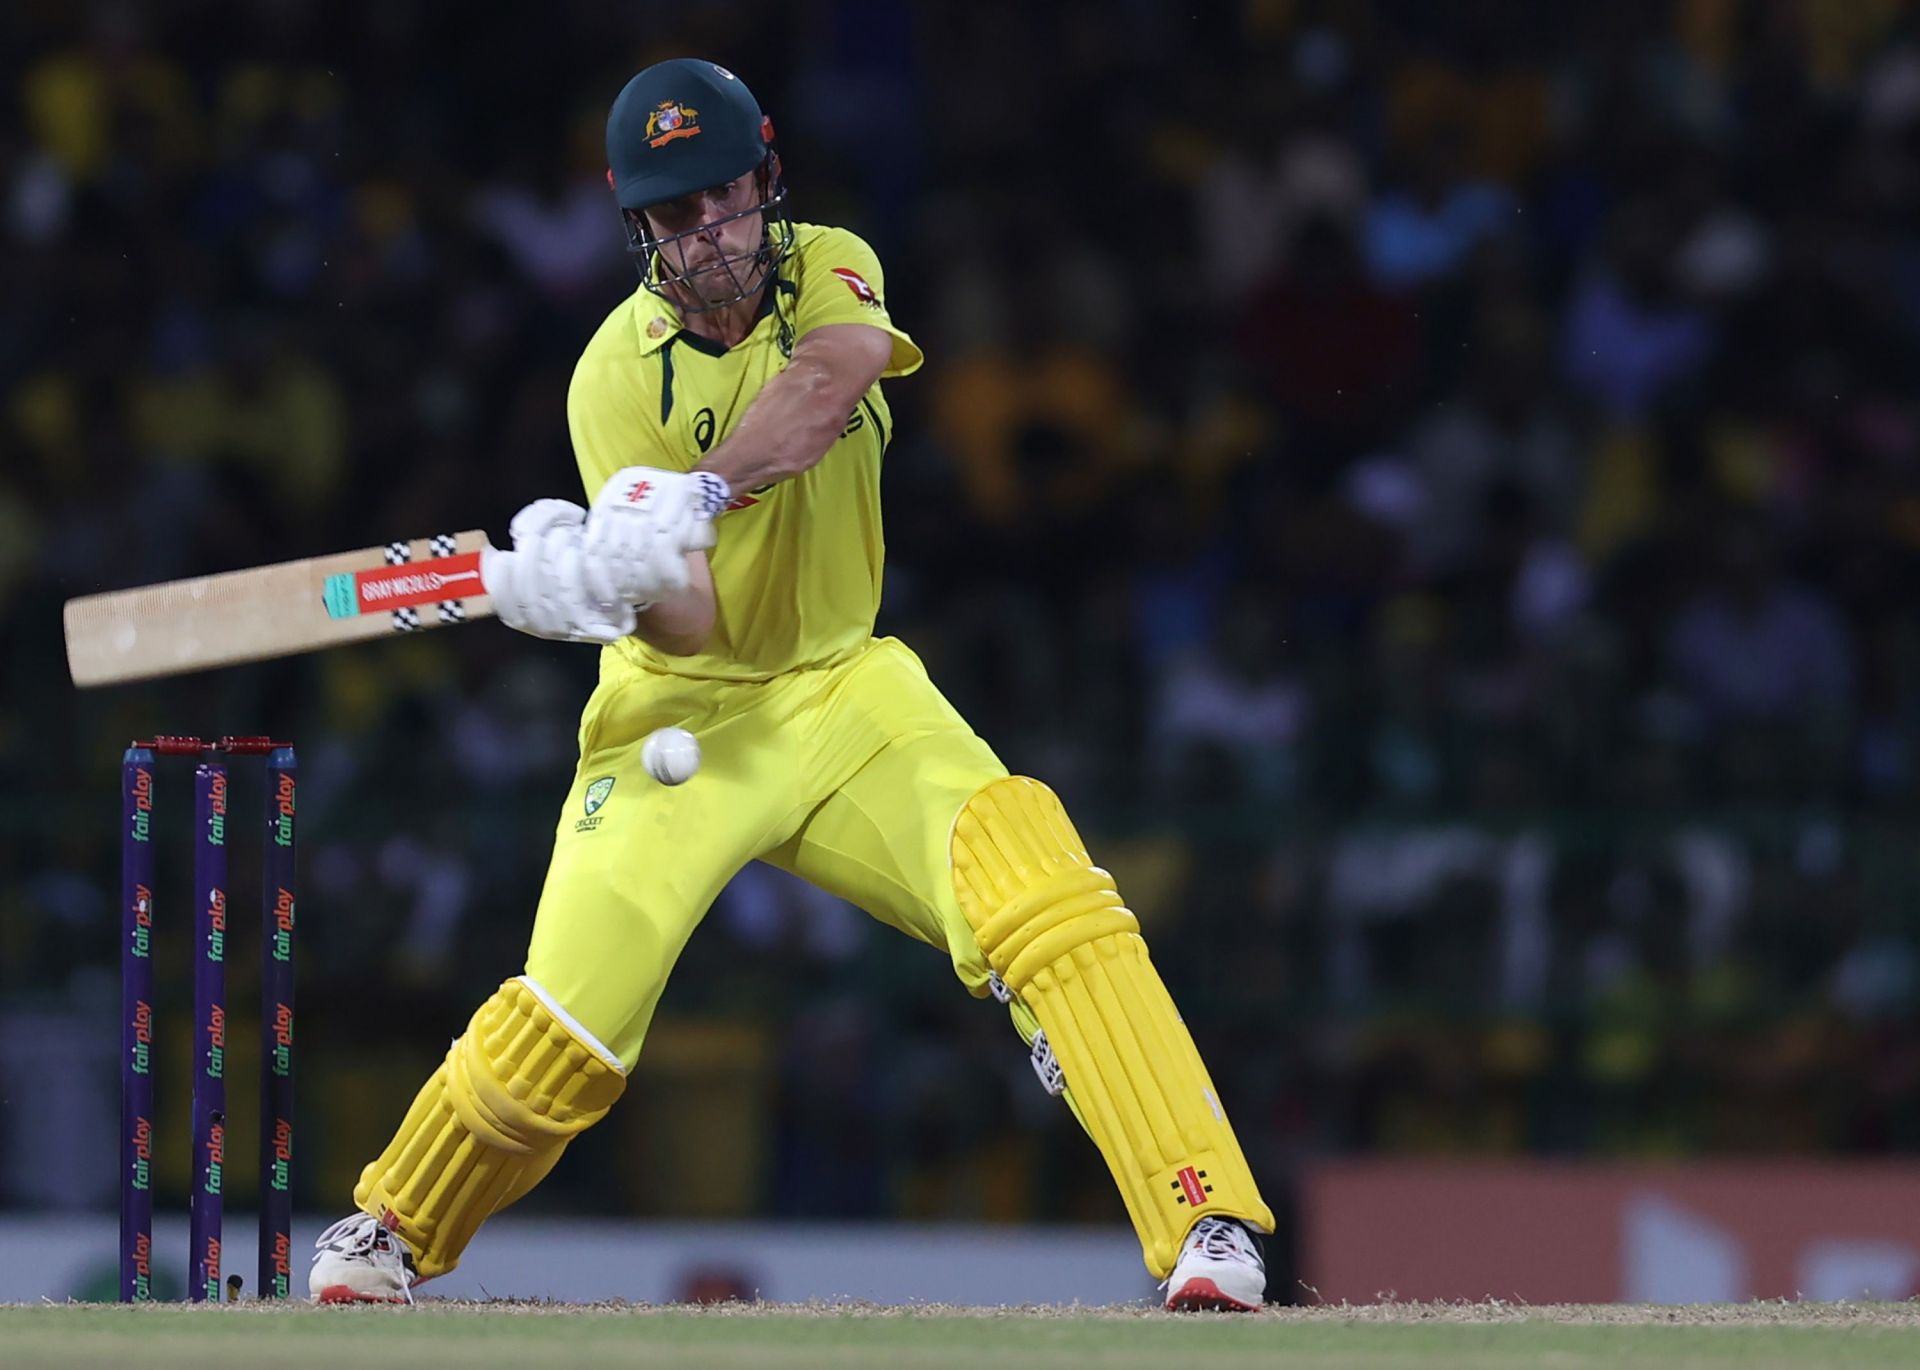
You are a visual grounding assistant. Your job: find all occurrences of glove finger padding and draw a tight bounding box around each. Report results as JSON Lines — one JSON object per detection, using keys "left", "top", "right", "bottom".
{"left": 577, "top": 554, "right": 623, "bottom": 612}
{"left": 542, "top": 533, "right": 635, "bottom": 642}
{"left": 480, "top": 545, "right": 546, "bottom": 635}
{"left": 479, "top": 544, "right": 517, "bottom": 604}
{"left": 651, "top": 542, "right": 691, "bottom": 594}
{"left": 484, "top": 511, "right": 636, "bottom": 645}
{"left": 509, "top": 498, "right": 587, "bottom": 547}
{"left": 579, "top": 522, "right": 691, "bottom": 606}
{"left": 571, "top": 608, "right": 635, "bottom": 643}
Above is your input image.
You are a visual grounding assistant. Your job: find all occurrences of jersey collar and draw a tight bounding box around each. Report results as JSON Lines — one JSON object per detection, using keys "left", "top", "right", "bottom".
{"left": 631, "top": 277, "right": 787, "bottom": 357}
{"left": 633, "top": 293, "right": 685, "bottom": 356}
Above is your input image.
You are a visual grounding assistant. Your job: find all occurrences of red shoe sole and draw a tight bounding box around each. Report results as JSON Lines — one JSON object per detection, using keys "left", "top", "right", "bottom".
{"left": 315, "top": 1284, "right": 409, "bottom": 1305}
{"left": 1165, "top": 1276, "right": 1261, "bottom": 1312}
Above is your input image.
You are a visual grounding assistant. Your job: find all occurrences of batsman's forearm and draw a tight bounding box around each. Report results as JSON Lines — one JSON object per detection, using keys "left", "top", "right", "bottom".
{"left": 695, "top": 354, "right": 852, "bottom": 491}
{"left": 631, "top": 552, "right": 714, "bottom": 657}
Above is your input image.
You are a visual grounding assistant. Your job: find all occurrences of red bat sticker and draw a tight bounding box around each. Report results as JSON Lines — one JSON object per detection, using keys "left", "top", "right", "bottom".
{"left": 335, "top": 552, "right": 485, "bottom": 616}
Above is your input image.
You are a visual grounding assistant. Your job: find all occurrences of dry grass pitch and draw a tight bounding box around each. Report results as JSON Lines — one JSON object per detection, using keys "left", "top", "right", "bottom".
{"left": 2, "top": 1299, "right": 1918, "bottom": 1369}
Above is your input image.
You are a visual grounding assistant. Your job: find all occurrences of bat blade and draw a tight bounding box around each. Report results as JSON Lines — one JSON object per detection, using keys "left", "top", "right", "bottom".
{"left": 64, "top": 530, "right": 496, "bottom": 687}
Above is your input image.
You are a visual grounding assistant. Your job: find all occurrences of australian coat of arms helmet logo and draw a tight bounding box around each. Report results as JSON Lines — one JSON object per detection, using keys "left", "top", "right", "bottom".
{"left": 584, "top": 777, "right": 616, "bottom": 816}
{"left": 644, "top": 101, "right": 701, "bottom": 148}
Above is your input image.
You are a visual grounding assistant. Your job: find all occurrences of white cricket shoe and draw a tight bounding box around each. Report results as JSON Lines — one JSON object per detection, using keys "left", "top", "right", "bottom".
{"left": 309, "top": 1212, "right": 418, "bottom": 1304}
{"left": 1163, "top": 1217, "right": 1265, "bottom": 1311}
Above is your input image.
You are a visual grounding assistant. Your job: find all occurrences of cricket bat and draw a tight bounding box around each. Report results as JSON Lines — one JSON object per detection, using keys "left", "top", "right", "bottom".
{"left": 64, "top": 530, "right": 496, "bottom": 687}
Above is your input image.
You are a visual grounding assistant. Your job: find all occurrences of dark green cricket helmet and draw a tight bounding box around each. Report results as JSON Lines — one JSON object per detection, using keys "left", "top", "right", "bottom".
{"left": 608, "top": 58, "right": 770, "bottom": 210}
{"left": 606, "top": 58, "right": 791, "bottom": 310}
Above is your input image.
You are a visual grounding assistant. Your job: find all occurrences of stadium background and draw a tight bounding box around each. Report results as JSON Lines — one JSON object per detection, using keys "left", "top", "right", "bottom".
{"left": 5, "top": 0, "right": 1920, "bottom": 1303}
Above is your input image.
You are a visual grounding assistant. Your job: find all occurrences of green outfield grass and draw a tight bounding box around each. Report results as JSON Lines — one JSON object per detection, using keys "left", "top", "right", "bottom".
{"left": 3, "top": 1300, "right": 1918, "bottom": 1370}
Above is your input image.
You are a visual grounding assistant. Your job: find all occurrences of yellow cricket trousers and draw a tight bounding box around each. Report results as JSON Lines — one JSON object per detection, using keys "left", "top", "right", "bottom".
{"left": 525, "top": 635, "right": 1007, "bottom": 1067}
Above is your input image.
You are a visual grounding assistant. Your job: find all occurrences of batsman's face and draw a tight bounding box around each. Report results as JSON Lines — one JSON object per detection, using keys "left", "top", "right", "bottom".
{"left": 645, "top": 173, "right": 767, "bottom": 306}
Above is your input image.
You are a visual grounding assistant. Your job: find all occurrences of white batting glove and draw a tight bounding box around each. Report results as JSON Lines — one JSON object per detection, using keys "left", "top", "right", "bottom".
{"left": 581, "top": 466, "right": 729, "bottom": 604}
{"left": 481, "top": 499, "right": 637, "bottom": 645}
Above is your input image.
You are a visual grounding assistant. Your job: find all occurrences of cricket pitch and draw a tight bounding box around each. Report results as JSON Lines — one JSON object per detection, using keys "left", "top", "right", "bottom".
{"left": 3, "top": 1298, "right": 1918, "bottom": 1369}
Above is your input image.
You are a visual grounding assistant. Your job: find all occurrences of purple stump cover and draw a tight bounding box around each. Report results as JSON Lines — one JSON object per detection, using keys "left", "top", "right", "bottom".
{"left": 260, "top": 747, "right": 297, "bottom": 1297}
{"left": 190, "top": 760, "right": 229, "bottom": 1301}
{"left": 120, "top": 748, "right": 156, "bottom": 1302}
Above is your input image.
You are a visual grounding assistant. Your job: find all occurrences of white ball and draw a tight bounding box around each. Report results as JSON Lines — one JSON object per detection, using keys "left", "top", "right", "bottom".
{"left": 641, "top": 726, "right": 701, "bottom": 786}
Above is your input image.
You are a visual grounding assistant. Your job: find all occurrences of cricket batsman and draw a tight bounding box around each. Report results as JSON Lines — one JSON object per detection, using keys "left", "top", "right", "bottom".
{"left": 310, "top": 58, "right": 1272, "bottom": 1310}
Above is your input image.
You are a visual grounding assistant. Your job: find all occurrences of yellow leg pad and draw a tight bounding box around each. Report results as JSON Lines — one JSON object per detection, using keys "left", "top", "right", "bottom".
{"left": 353, "top": 977, "right": 626, "bottom": 1279}
{"left": 953, "top": 777, "right": 1274, "bottom": 1278}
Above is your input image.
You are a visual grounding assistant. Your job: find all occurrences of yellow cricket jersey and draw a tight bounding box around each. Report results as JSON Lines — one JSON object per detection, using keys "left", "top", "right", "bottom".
{"left": 566, "top": 222, "right": 923, "bottom": 682}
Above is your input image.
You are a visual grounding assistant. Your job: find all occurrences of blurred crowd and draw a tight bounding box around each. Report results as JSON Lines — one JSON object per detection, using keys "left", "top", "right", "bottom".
{"left": 6, "top": 0, "right": 1920, "bottom": 1236}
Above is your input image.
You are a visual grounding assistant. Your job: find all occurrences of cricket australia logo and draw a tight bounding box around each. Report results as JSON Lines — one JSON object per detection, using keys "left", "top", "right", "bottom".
{"left": 644, "top": 101, "right": 702, "bottom": 148}
{"left": 576, "top": 777, "right": 616, "bottom": 833}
